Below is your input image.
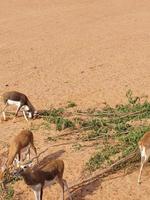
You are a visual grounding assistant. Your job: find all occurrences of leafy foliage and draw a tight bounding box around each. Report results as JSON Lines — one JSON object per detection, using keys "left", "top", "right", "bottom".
{"left": 42, "top": 108, "right": 75, "bottom": 131}
{"left": 86, "top": 145, "right": 121, "bottom": 171}
{"left": 0, "top": 184, "right": 14, "bottom": 200}
{"left": 41, "top": 90, "right": 150, "bottom": 172}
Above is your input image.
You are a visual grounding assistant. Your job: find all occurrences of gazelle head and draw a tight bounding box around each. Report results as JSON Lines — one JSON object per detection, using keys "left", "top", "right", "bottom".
{"left": 33, "top": 110, "right": 38, "bottom": 118}
{"left": 21, "top": 106, "right": 38, "bottom": 119}
{"left": 13, "top": 161, "right": 33, "bottom": 177}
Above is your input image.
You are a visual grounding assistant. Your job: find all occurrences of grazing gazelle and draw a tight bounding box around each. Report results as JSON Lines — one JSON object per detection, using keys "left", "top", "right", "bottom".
{"left": 14, "top": 158, "right": 72, "bottom": 200}
{"left": 138, "top": 131, "right": 150, "bottom": 184}
{"left": 0, "top": 129, "right": 38, "bottom": 180}
{"left": 1, "top": 91, "right": 37, "bottom": 121}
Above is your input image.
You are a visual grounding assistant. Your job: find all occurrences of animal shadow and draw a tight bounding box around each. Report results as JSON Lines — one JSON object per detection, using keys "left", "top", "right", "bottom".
{"left": 68, "top": 177, "right": 101, "bottom": 200}
{"left": 33, "top": 149, "right": 65, "bottom": 169}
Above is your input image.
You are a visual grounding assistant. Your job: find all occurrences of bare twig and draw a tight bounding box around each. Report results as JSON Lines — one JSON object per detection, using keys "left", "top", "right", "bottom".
{"left": 53, "top": 126, "right": 94, "bottom": 139}
{"left": 76, "top": 111, "right": 117, "bottom": 117}
{"left": 76, "top": 109, "right": 148, "bottom": 119}
{"left": 25, "top": 148, "right": 49, "bottom": 164}
{"left": 69, "top": 149, "right": 139, "bottom": 191}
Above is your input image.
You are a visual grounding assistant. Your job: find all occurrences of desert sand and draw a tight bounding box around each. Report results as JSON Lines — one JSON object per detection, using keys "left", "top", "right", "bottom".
{"left": 0, "top": 0, "right": 150, "bottom": 199}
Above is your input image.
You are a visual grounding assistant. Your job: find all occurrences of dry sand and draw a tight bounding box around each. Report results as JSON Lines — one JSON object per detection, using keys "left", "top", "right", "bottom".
{"left": 0, "top": 0, "right": 150, "bottom": 199}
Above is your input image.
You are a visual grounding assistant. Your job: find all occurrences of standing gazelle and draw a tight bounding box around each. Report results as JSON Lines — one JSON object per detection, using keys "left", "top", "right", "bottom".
{"left": 138, "top": 131, "right": 150, "bottom": 184}
{"left": 14, "top": 159, "right": 72, "bottom": 200}
{"left": 0, "top": 129, "right": 38, "bottom": 180}
{"left": 2, "top": 91, "right": 37, "bottom": 121}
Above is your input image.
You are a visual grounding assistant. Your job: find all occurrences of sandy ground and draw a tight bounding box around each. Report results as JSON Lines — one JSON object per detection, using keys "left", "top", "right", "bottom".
{"left": 1, "top": 0, "right": 150, "bottom": 199}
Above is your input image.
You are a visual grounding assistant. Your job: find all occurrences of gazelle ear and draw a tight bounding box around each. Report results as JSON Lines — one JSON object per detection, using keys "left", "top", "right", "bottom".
{"left": 28, "top": 162, "right": 33, "bottom": 167}
{"left": 14, "top": 158, "right": 21, "bottom": 168}
{"left": 25, "top": 161, "right": 33, "bottom": 168}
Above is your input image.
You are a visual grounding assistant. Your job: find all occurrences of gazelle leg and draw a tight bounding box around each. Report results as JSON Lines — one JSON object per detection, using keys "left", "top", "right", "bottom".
{"left": 12, "top": 105, "right": 22, "bottom": 122}
{"left": 23, "top": 110, "right": 29, "bottom": 121}
{"left": 63, "top": 179, "right": 72, "bottom": 200}
{"left": 2, "top": 103, "right": 8, "bottom": 121}
{"left": 22, "top": 147, "right": 30, "bottom": 161}
{"left": 15, "top": 152, "right": 20, "bottom": 162}
{"left": 13, "top": 153, "right": 21, "bottom": 168}
{"left": 58, "top": 178, "right": 64, "bottom": 200}
{"left": 17, "top": 152, "right": 21, "bottom": 167}
{"left": 18, "top": 151, "right": 21, "bottom": 161}
{"left": 30, "top": 142, "right": 39, "bottom": 163}
{"left": 26, "top": 146, "right": 30, "bottom": 160}
{"left": 33, "top": 188, "right": 41, "bottom": 200}
{"left": 40, "top": 187, "right": 43, "bottom": 200}
{"left": 138, "top": 147, "right": 149, "bottom": 184}
{"left": 138, "top": 157, "right": 145, "bottom": 184}
{"left": 15, "top": 105, "right": 22, "bottom": 117}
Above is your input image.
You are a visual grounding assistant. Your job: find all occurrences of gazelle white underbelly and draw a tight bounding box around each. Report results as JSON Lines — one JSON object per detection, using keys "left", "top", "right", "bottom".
{"left": 31, "top": 179, "right": 56, "bottom": 191}
{"left": 7, "top": 99, "right": 21, "bottom": 107}
{"left": 31, "top": 183, "right": 42, "bottom": 191}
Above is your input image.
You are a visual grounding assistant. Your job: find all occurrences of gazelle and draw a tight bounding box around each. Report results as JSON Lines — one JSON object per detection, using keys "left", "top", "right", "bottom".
{"left": 14, "top": 158, "right": 72, "bottom": 200}
{"left": 1, "top": 91, "right": 38, "bottom": 121}
{"left": 0, "top": 129, "right": 38, "bottom": 180}
{"left": 138, "top": 131, "right": 150, "bottom": 184}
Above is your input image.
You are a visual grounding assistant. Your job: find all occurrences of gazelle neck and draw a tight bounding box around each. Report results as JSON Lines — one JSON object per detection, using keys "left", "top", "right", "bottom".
{"left": 27, "top": 100, "right": 35, "bottom": 111}
{"left": 21, "top": 168, "right": 36, "bottom": 185}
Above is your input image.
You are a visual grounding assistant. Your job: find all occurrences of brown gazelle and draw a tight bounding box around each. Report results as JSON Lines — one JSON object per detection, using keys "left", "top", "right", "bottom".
{"left": 2, "top": 91, "right": 37, "bottom": 121}
{"left": 0, "top": 129, "right": 38, "bottom": 179}
{"left": 138, "top": 131, "right": 150, "bottom": 184}
{"left": 14, "top": 159, "right": 72, "bottom": 200}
